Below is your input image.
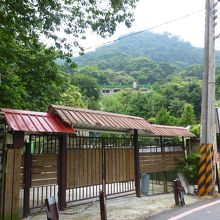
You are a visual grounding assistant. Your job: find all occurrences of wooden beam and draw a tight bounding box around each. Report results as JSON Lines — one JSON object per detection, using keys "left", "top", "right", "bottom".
{"left": 13, "top": 131, "right": 24, "bottom": 148}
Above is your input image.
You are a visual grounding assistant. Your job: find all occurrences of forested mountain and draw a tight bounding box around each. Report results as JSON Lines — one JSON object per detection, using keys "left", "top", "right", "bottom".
{"left": 74, "top": 31, "right": 220, "bottom": 69}
{"left": 61, "top": 31, "right": 220, "bottom": 135}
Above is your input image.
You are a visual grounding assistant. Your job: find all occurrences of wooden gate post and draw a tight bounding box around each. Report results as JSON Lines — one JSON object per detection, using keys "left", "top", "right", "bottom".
{"left": 58, "top": 134, "right": 67, "bottom": 211}
{"left": 4, "top": 131, "right": 24, "bottom": 220}
{"left": 23, "top": 141, "right": 32, "bottom": 218}
{"left": 133, "top": 129, "right": 140, "bottom": 197}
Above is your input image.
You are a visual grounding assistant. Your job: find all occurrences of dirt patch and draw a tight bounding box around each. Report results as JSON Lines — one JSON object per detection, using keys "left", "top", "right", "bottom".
{"left": 30, "top": 193, "right": 202, "bottom": 220}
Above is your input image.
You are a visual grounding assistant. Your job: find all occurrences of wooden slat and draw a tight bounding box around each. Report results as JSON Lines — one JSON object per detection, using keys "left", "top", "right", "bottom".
{"left": 87, "top": 150, "right": 91, "bottom": 185}
{"left": 84, "top": 149, "right": 88, "bottom": 185}
{"left": 79, "top": 149, "right": 84, "bottom": 186}
{"left": 32, "top": 172, "right": 57, "bottom": 179}
{"left": 32, "top": 166, "right": 57, "bottom": 173}
{"left": 4, "top": 149, "right": 14, "bottom": 219}
{"left": 12, "top": 148, "right": 22, "bottom": 218}
{"left": 67, "top": 148, "right": 135, "bottom": 188}
{"left": 96, "top": 149, "right": 101, "bottom": 185}
{"left": 32, "top": 154, "right": 57, "bottom": 166}
{"left": 74, "top": 150, "right": 80, "bottom": 187}
{"left": 4, "top": 148, "right": 22, "bottom": 219}
{"left": 31, "top": 153, "right": 58, "bottom": 187}
{"left": 91, "top": 149, "right": 96, "bottom": 185}
{"left": 122, "top": 149, "right": 126, "bottom": 181}
{"left": 140, "top": 151, "right": 184, "bottom": 173}
{"left": 32, "top": 178, "right": 57, "bottom": 187}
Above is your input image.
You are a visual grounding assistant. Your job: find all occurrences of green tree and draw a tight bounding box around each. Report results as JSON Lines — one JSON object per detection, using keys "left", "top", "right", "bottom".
{"left": 0, "top": 0, "right": 138, "bottom": 110}
{"left": 101, "top": 90, "right": 166, "bottom": 119}
{"left": 58, "top": 85, "right": 86, "bottom": 108}
{"left": 179, "top": 104, "right": 196, "bottom": 126}
{"left": 0, "top": 39, "right": 86, "bottom": 111}
{"left": 154, "top": 108, "right": 179, "bottom": 125}
{"left": 71, "top": 74, "right": 100, "bottom": 109}
{"left": 155, "top": 108, "right": 171, "bottom": 125}
{"left": 1, "top": 0, "right": 138, "bottom": 57}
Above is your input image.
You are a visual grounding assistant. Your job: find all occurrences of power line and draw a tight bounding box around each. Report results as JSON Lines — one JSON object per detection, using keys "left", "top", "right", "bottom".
{"left": 74, "top": 8, "right": 204, "bottom": 54}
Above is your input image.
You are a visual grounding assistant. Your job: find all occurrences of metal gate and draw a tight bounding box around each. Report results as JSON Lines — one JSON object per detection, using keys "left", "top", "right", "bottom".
{"left": 66, "top": 136, "right": 135, "bottom": 205}
{"left": 23, "top": 134, "right": 60, "bottom": 215}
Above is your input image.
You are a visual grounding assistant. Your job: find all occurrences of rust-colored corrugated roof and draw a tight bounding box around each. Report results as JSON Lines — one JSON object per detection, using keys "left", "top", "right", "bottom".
{"left": 151, "top": 124, "right": 195, "bottom": 137}
{"left": 1, "top": 108, "right": 75, "bottom": 133}
{"left": 49, "top": 105, "right": 155, "bottom": 134}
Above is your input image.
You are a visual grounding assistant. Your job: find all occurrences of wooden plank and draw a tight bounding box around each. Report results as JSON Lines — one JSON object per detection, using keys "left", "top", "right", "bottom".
{"left": 79, "top": 149, "right": 84, "bottom": 186}
{"left": 91, "top": 149, "right": 96, "bottom": 185}
{"left": 96, "top": 149, "right": 101, "bottom": 185}
{"left": 115, "top": 149, "right": 120, "bottom": 182}
{"left": 140, "top": 165, "right": 167, "bottom": 173}
{"left": 66, "top": 149, "right": 71, "bottom": 188}
{"left": 12, "top": 148, "right": 22, "bottom": 219}
{"left": 112, "top": 149, "right": 116, "bottom": 182}
{"left": 67, "top": 149, "right": 75, "bottom": 188}
{"left": 32, "top": 154, "right": 58, "bottom": 166}
{"left": 74, "top": 149, "right": 80, "bottom": 187}
{"left": 83, "top": 149, "right": 88, "bottom": 186}
{"left": 87, "top": 149, "right": 92, "bottom": 185}
{"left": 4, "top": 149, "right": 14, "bottom": 220}
{"left": 32, "top": 178, "right": 57, "bottom": 187}
{"left": 32, "top": 172, "right": 57, "bottom": 179}
{"left": 106, "top": 149, "right": 109, "bottom": 183}
{"left": 122, "top": 149, "right": 126, "bottom": 181}
{"left": 32, "top": 166, "right": 57, "bottom": 173}
{"left": 106, "top": 149, "right": 110, "bottom": 183}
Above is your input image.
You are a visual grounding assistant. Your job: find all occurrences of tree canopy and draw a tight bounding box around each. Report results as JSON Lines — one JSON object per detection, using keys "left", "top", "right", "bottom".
{"left": 0, "top": 0, "right": 138, "bottom": 111}
{"left": 1, "top": 0, "right": 138, "bottom": 57}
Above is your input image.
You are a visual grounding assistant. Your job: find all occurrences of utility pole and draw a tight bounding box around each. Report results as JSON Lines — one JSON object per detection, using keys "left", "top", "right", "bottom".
{"left": 199, "top": 0, "right": 216, "bottom": 196}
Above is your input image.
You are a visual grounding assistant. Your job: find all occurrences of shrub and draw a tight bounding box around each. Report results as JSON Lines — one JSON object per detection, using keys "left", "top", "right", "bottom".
{"left": 176, "top": 153, "right": 201, "bottom": 185}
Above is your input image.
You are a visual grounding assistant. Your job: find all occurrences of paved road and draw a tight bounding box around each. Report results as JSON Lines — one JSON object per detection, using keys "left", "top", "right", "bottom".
{"left": 146, "top": 198, "right": 220, "bottom": 220}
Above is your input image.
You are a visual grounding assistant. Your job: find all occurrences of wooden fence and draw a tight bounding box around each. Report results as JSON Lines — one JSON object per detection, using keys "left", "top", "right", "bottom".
{"left": 5, "top": 134, "right": 185, "bottom": 218}
{"left": 67, "top": 148, "right": 134, "bottom": 188}
{"left": 140, "top": 151, "right": 184, "bottom": 173}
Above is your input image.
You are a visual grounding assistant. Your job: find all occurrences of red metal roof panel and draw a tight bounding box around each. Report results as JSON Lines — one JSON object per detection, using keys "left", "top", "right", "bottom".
{"left": 1, "top": 108, "right": 75, "bottom": 133}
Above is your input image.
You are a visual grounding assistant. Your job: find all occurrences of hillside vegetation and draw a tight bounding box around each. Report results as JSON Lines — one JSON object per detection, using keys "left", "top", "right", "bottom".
{"left": 74, "top": 31, "right": 220, "bottom": 68}
{"left": 61, "top": 32, "right": 220, "bottom": 134}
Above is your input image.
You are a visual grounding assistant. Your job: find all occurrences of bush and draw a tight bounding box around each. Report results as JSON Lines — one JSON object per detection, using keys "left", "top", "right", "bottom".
{"left": 176, "top": 153, "right": 201, "bottom": 185}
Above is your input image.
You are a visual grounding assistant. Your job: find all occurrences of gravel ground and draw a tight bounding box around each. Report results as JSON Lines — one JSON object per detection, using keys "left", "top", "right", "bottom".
{"left": 29, "top": 193, "right": 202, "bottom": 220}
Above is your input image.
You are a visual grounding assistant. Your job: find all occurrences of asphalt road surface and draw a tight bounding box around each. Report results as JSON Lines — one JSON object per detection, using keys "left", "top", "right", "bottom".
{"left": 146, "top": 198, "right": 220, "bottom": 220}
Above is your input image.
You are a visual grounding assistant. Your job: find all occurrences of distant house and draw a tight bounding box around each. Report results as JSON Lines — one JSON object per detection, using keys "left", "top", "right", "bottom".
{"left": 100, "top": 82, "right": 151, "bottom": 95}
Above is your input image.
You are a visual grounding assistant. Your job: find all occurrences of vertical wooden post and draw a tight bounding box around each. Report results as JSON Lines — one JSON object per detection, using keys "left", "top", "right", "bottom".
{"left": 101, "top": 138, "right": 106, "bottom": 195}
{"left": 23, "top": 141, "right": 31, "bottom": 218}
{"left": 4, "top": 131, "right": 24, "bottom": 220}
{"left": 4, "top": 148, "right": 22, "bottom": 220}
{"left": 173, "top": 180, "right": 179, "bottom": 206}
{"left": 0, "top": 132, "right": 6, "bottom": 220}
{"left": 133, "top": 129, "right": 140, "bottom": 197}
{"left": 58, "top": 134, "right": 67, "bottom": 211}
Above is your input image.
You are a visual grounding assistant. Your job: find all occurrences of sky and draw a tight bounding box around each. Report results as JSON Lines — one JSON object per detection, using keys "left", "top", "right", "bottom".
{"left": 75, "top": 0, "right": 220, "bottom": 54}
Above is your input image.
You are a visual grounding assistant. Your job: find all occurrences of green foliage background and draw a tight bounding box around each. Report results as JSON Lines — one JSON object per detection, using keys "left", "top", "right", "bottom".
{"left": 1, "top": 0, "right": 220, "bottom": 132}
